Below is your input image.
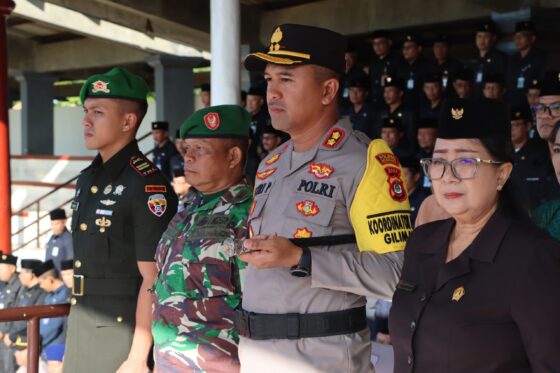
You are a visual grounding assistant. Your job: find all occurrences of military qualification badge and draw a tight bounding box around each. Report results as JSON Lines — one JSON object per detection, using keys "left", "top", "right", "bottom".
{"left": 223, "top": 238, "right": 253, "bottom": 257}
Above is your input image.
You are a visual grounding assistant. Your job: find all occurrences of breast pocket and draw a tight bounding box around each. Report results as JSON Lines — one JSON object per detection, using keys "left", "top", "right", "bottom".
{"left": 283, "top": 190, "right": 338, "bottom": 236}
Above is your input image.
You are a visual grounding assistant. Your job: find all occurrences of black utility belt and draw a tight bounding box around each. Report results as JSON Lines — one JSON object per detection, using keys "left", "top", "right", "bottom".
{"left": 72, "top": 275, "right": 140, "bottom": 297}
{"left": 234, "top": 306, "right": 367, "bottom": 340}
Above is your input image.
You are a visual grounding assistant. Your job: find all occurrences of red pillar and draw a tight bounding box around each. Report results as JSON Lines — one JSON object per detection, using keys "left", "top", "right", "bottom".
{"left": 0, "top": 0, "right": 14, "bottom": 254}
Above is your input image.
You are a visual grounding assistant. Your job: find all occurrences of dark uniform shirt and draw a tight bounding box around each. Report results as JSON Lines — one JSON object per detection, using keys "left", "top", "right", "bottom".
{"left": 0, "top": 274, "right": 22, "bottom": 373}
{"left": 433, "top": 58, "right": 463, "bottom": 90}
{"left": 45, "top": 228, "right": 73, "bottom": 272}
{"left": 418, "top": 99, "right": 442, "bottom": 121}
{"left": 152, "top": 140, "right": 180, "bottom": 181}
{"left": 468, "top": 48, "right": 508, "bottom": 97}
{"left": 395, "top": 57, "right": 434, "bottom": 112}
{"left": 390, "top": 212, "right": 560, "bottom": 372}
{"left": 510, "top": 138, "right": 560, "bottom": 209}
{"left": 246, "top": 108, "right": 272, "bottom": 183}
{"left": 342, "top": 101, "right": 378, "bottom": 139}
{"left": 40, "top": 284, "right": 70, "bottom": 350}
{"left": 369, "top": 52, "right": 400, "bottom": 105}
{"left": 340, "top": 66, "right": 369, "bottom": 111}
{"left": 7, "top": 283, "right": 45, "bottom": 341}
{"left": 169, "top": 153, "right": 184, "bottom": 177}
{"left": 64, "top": 140, "right": 177, "bottom": 373}
{"left": 409, "top": 187, "right": 431, "bottom": 226}
{"left": 505, "top": 48, "right": 548, "bottom": 104}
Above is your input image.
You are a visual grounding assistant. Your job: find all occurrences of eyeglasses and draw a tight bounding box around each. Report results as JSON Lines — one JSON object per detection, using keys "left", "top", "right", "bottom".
{"left": 420, "top": 157, "right": 504, "bottom": 180}
{"left": 531, "top": 102, "right": 560, "bottom": 118}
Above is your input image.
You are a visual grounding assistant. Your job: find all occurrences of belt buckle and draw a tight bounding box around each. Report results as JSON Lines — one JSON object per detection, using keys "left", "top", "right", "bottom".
{"left": 234, "top": 309, "right": 251, "bottom": 338}
{"left": 72, "top": 275, "right": 84, "bottom": 296}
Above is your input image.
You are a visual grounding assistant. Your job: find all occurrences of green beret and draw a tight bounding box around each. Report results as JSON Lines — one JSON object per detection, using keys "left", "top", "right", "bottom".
{"left": 80, "top": 67, "right": 149, "bottom": 104}
{"left": 180, "top": 105, "right": 251, "bottom": 139}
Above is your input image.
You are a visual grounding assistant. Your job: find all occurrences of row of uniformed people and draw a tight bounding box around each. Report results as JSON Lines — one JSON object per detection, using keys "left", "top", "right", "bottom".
{"left": 0, "top": 255, "right": 72, "bottom": 372}
{"left": 344, "top": 19, "right": 548, "bottom": 113}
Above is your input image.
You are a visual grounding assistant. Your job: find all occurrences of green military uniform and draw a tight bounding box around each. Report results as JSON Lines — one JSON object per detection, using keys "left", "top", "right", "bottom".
{"left": 152, "top": 105, "right": 252, "bottom": 372}
{"left": 63, "top": 68, "right": 178, "bottom": 373}
{"left": 0, "top": 254, "right": 22, "bottom": 373}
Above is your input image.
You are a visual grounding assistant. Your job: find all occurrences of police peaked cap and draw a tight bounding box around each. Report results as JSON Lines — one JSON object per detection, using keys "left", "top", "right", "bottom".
{"left": 244, "top": 24, "right": 347, "bottom": 75}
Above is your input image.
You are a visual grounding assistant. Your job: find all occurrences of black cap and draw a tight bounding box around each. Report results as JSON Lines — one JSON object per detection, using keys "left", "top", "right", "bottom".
{"left": 515, "top": 21, "right": 535, "bottom": 33}
{"left": 528, "top": 79, "right": 541, "bottom": 90}
{"left": 483, "top": 72, "right": 504, "bottom": 85}
{"left": 21, "top": 259, "right": 42, "bottom": 270}
{"left": 262, "top": 125, "right": 284, "bottom": 137}
{"left": 248, "top": 86, "right": 265, "bottom": 98}
{"left": 32, "top": 259, "right": 55, "bottom": 277}
{"left": 244, "top": 24, "right": 347, "bottom": 75}
{"left": 370, "top": 29, "right": 390, "bottom": 40}
{"left": 382, "top": 117, "right": 403, "bottom": 131}
{"left": 200, "top": 84, "right": 211, "bottom": 92}
{"left": 510, "top": 103, "right": 532, "bottom": 122}
{"left": 453, "top": 67, "right": 474, "bottom": 82}
{"left": 399, "top": 156, "right": 421, "bottom": 172}
{"left": 424, "top": 72, "right": 442, "bottom": 84}
{"left": 49, "top": 209, "right": 66, "bottom": 221}
{"left": 438, "top": 98, "right": 509, "bottom": 140}
{"left": 403, "top": 34, "right": 422, "bottom": 46}
{"left": 433, "top": 34, "right": 450, "bottom": 44}
{"left": 540, "top": 71, "right": 560, "bottom": 97}
{"left": 0, "top": 253, "right": 17, "bottom": 265}
{"left": 60, "top": 259, "right": 74, "bottom": 271}
{"left": 348, "top": 76, "right": 369, "bottom": 90}
{"left": 383, "top": 76, "right": 404, "bottom": 89}
{"left": 152, "top": 121, "right": 169, "bottom": 131}
{"left": 477, "top": 20, "right": 497, "bottom": 34}
{"left": 418, "top": 117, "right": 438, "bottom": 129}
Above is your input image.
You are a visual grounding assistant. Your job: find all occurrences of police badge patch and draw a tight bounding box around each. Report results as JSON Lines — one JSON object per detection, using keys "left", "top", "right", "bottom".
{"left": 147, "top": 194, "right": 167, "bottom": 217}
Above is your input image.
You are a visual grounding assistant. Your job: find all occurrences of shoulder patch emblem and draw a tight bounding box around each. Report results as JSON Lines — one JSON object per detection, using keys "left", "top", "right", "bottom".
{"left": 308, "top": 162, "right": 334, "bottom": 179}
{"left": 296, "top": 200, "right": 320, "bottom": 216}
{"left": 130, "top": 156, "right": 158, "bottom": 177}
{"left": 384, "top": 166, "right": 407, "bottom": 202}
{"left": 375, "top": 152, "right": 400, "bottom": 166}
{"left": 147, "top": 194, "right": 167, "bottom": 217}
{"left": 293, "top": 227, "right": 312, "bottom": 238}
{"left": 145, "top": 185, "right": 167, "bottom": 193}
{"left": 204, "top": 112, "right": 220, "bottom": 130}
{"left": 256, "top": 168, "right": 277, "bottom": 180}
{"left": 265, "top": 152, "right": 281, "bottom": 165}
{"left": 323, "top": 128, "right": 345, "bottom": 148}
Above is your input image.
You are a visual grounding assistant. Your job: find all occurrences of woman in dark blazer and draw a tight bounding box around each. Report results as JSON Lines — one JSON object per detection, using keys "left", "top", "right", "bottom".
{"left": 389, "top": 97, "right": 560, "bottom": 372}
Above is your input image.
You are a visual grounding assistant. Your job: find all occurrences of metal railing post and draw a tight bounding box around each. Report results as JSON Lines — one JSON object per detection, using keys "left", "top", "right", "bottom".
{"left": 36, "top": 201, "right": 40, "bottom": 248}
{"left": 27, "top": 316, "right": 40, "bottom": 373}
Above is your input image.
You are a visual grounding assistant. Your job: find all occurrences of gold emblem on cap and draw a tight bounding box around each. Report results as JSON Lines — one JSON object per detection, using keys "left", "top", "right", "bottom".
{"left": 452, "top": 286, "right": 465, "bottom": 302}
{"left": 515, "top": 111, "right": 521, "bottom": 118}
{"left": 451, "top": 108, "right": 464, "bottom": 120}
{"left": 533, "top": 79, "right": 538, "bottom": 85}
{"left": 91, "top": 80, "right": 110, "bottom": 93}
{"left": 90, "top": 186, "right": 98, "bottom": 194}
{"left": 269, "top": 27, "right": 283, "bottom": 52}
{"left": 1, "top": 255, "right": 6, "bottom": 260}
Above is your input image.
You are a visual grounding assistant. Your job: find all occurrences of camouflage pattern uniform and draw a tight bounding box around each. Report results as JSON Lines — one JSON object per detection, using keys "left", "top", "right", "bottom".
{"left": 152, "top": 180, "right": 252, "bottom": 372}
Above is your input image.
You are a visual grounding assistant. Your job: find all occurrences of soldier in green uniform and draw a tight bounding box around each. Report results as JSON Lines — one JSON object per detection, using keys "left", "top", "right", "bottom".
{"left": 63, "top": 67, "right": 178, "bottom": 373}
{"left": 152, "top": 105, "right": 252, "bottom": 372}
{"left": 0, "top": 254, "right": 22, "bottom": 373}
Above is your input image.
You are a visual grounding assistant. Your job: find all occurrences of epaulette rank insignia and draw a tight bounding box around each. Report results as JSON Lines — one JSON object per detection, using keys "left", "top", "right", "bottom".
{"left": 323, "top": 128, "right": 345, "bottom": 148}
{"left": 130, "top": 156, "right": 158, "bottom": 177}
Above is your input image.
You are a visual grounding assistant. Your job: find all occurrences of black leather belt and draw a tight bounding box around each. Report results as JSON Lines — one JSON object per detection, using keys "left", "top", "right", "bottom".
{"left": 72, "top": 275, "right": 140, "bottom": 297}
{"left": 234, "top": 306, "right": 367, "bottom": 340}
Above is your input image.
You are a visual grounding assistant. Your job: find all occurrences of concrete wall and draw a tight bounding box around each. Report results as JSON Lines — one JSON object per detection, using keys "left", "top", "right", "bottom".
{"left": 9, "top": 104, "right": 157, "bottom": 156}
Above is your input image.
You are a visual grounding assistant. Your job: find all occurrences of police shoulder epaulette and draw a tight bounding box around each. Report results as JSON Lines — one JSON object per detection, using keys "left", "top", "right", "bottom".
{"left": 129, "top": 155, "right": 158, "bottom": 177}
{"left": 320, "top": 127, "right": 348, "bottom": 150}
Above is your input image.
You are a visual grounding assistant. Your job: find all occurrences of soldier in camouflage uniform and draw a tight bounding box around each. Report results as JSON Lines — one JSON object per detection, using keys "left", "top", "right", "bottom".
{"left": 152, "top": 105, "right": 253, "bottom": 372}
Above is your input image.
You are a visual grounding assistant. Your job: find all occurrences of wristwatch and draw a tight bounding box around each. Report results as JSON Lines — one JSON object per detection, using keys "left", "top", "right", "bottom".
{"left": 290, "top": 246, "right": 312, "bottom": 277}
